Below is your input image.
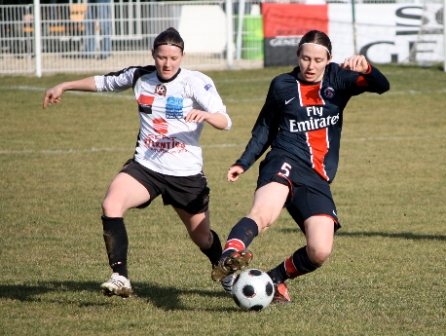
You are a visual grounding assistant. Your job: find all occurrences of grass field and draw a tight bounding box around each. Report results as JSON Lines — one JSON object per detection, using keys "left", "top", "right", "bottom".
{"left": 1, "top": 63, "right": 446, "bottom": 335}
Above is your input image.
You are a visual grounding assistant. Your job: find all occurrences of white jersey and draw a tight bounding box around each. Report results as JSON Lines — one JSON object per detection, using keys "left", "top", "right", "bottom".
{"left": 94, "top": 66, "right": 231, "bottom": 176}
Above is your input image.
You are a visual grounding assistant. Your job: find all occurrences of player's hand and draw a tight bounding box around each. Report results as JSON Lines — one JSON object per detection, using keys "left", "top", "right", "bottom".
{"left": 43, "top": 84, "right": 65, "bottom": 109}
{"left": 339, "top": 55, "right": 369, "bottom": 73}
{"left": 184, "top": 109, "right": 207, "bottom": 123}
{"left": 227, "top": 165, "right": 244, "bottom": 182}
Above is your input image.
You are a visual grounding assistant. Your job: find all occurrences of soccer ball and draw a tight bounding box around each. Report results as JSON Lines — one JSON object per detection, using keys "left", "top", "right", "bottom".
{"left": 231, "top": 269, "right": 274, "bottom": 311}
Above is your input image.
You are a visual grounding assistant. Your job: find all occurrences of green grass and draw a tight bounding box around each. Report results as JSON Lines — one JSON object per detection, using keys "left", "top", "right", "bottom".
{"left": 1, "top": 64, "right": 445, "bottom": 335}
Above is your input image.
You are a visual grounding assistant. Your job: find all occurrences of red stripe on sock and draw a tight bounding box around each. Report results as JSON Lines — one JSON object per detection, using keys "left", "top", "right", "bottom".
{"left": 223, "top": 239, "right": 245, "bottom": 252}
{"left": 284, "top": 256, "right": 300, "bottom": 278}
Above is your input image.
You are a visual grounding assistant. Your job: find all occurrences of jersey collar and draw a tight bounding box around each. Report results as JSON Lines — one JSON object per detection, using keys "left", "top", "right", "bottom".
{"left": 157, "top": 68, "right": 182, "bottom": 83}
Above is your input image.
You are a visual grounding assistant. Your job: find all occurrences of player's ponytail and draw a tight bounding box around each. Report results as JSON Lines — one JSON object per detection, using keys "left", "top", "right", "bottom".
{"left": 153, "top": 27, "right": 184, "bottom": 53}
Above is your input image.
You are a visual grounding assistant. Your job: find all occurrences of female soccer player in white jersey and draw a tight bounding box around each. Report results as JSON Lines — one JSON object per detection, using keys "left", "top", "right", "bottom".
{"left": 211, "top": 30, "right": 390, "bottom": 303}
{"left": 43, "top": 28, "right": 231, "bottom": 298}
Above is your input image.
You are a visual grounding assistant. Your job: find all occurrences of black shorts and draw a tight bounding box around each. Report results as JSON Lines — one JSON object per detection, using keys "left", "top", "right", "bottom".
{"left": 121, "top": 159, "right": 210, "bottom": 214}
{"left": 256, "top": 153, "right": 341, "bottom": 234}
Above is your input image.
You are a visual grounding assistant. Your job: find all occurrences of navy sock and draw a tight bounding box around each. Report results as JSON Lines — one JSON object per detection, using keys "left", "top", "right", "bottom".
{"left": 268, "top": 246, "right": 321, "bottom": 283}
{"left": 220, "top": 217, "right": 259, "bottom": 262}
{"left": 290, "top": 246, "right": 320, "bottom": 276}
{"left": 200, "top": 230, "right": 222, "bottom": 267}
{"left": 267, "top": 265, "right": 288, "bottom": 285}
{"left": 102, "top": 215, "right": 129, "bottom": 278}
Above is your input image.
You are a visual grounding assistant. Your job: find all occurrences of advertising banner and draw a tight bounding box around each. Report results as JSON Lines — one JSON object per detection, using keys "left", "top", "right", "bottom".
{"left": 262, "top": 3, "right": 444, "bottom": 66}
{"left": 262, "top": 3, "right": 328, "bottom": 67}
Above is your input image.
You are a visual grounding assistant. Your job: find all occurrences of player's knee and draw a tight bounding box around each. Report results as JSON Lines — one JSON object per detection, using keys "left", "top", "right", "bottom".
{"left": 307, "top": 246, "right": 332, "bottom": 266}
{"left": 101, "top": 196, "right": 125, "bottom": 217}
{"left": 247, "top": 213, "right": 272, "bottom": 233}
{"left": 190, "top": 229, "right": 212, "bottom": 249}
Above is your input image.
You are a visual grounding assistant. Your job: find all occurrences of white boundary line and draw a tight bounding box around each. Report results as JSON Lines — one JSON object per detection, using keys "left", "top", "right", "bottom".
{"left": 2, "top": 85, "right": 446, "bottom": 102}
{"left": 1, "top": 135, "right": 444, "bottom": 155}
{"left": 0, "top": 144, "right": 245, "bottom": 155}
{"left": 1, "top": 85, "right": 445, "bottom": 155}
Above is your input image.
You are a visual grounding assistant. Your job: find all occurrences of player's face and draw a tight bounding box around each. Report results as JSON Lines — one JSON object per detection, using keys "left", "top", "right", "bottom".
{"left": 297, "top": 44, "right": 332, "bottom": 82}
{"left": 152, "top": 45, "right": 184, "bottom": 80}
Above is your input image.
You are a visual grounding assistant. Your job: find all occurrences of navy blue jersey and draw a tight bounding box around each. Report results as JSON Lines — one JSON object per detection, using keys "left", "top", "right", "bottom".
{"left": 234, "top": 63, "right": 390, "bottom": 183}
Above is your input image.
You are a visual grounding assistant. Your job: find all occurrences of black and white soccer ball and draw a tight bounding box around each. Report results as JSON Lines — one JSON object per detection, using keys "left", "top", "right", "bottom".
{"left": 231, "top": 269, "right": 274, "bottom": 311}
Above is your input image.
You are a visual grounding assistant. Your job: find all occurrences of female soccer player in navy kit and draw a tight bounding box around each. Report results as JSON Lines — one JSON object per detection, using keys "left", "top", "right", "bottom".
{"left": 43, "top": 28, "right": 231, "bottom": 298}
{"left": 211, "top": 30, "right": 390, "bottom": 303}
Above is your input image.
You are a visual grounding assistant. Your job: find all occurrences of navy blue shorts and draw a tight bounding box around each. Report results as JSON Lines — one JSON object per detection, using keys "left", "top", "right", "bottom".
{"left": 121, "top": 159, "right": 210, "bottom": 214}
{"left": 256, "top": 154, "right": 341, "bottom": 234}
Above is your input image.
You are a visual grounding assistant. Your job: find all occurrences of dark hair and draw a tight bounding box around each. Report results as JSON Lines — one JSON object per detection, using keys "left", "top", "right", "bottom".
{"left": 297, "top": 30, "right": 332, "bottom": 58}
{"left": 153, "top": 27, "right": 184, "bottom": 53}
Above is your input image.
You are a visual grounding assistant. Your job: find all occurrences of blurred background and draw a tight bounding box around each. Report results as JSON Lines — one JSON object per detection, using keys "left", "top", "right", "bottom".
{"left": 0, "top": 0, "right": 444, "bottom": 76}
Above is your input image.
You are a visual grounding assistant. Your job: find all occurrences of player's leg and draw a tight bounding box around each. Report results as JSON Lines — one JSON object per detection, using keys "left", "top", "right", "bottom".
{"left": 100, "top": 171, "right": 151, "bottom": 298}
{"left": 267, "top": 184, "right": 339, "bottom": 304}
{"left": 211, "top": 182, "right": 289, "bottom": 282}
{"left": 305, "top": 216, "right": 335, "bottom": 266}
{"left": 269, "top": 216, "right": 334, "bottom": 304}
{"left": 175, "top": 211, "right": 231, "bottom": 295}
{"left": 173, "top": 207, "right": 222, "bottom": 267}
{"left": 163, "top": 172, "right": 222, "bottom": 268}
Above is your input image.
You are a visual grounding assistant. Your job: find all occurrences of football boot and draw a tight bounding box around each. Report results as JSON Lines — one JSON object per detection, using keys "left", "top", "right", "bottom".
{"left": 100, "top": 273, "right": 133, "bottom": 298}
{"left": 211, "top": 249, "right": 253, "bottom": 282}
{"left": 272, "top": 282, "right": 291, "bottom": 304}
{"left": 221, "top": 273, "right": 237, "bottom": 295}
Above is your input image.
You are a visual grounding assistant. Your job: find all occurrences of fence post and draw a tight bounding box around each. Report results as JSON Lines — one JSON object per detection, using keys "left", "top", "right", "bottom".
{"left": 33, "top": 0, "right": 42, "bottom": 77}
{"left": 226, "top": 0, "right": 233, "bottom": 70}
{"left": 444, "top": 0, "right": 446, "bottom": 72}
{"left": 351, "top": 0, "right": 358, "bottom": 55}
{"left": 236, "top": 0, "right": 245, "bottom": 60}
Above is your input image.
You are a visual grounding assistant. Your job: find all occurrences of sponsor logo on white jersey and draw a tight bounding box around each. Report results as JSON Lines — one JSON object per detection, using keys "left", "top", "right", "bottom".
{"left": 166, "top": 96, "right": 184, "bottom": 119}
{"left": 137, "top": 94, "right": 155, "bottom": 114}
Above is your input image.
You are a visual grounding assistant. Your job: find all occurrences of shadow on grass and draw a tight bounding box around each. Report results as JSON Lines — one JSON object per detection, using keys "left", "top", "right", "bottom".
{"left": 280, "top": 227, "right": 446, "bottom": 241}
{"left": 138, "top": 283, "right": 237, "bottom": 311}
{"left": 0, "top": 281, "right": 236, "bottom": 311}
{"left": 336, "top": 231, "right": 446, "bottom": 241}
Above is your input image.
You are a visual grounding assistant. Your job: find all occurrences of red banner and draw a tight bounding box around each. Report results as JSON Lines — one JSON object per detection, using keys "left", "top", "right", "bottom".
{"left": 262, "top": 3, "right": 329, "bottom": 38}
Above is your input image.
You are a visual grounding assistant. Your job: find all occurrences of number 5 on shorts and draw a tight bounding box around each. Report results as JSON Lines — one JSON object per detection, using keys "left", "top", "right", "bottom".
{"left": 280, "top": 162, "right": 292, "bottom": 177}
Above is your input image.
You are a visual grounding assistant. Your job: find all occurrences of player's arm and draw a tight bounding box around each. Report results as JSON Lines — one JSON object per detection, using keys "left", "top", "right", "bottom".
{"left": 43, "top": 76, "right": 97, "bottom": 109}
{"left": 185, "top": 108, "right": 229, "bottom": 130}
{"left": 339, "top": 55, "right": 390, "bottom": 94}
{"left": 339, "top": 55, "right": 369, "bottom": 73}
{"left": 227, "top": 165, "right": 245, "bottom": 182}
{"left": 186, "top": 74, "right": 232, "bottom": 130}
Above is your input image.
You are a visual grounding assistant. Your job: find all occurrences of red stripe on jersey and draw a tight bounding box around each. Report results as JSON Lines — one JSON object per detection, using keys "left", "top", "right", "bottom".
{"left": 307, "top": 128, "right": 329, "bottom": 180}
{"left": 298, "top": 82, "right": 323, "bottom": 106}
{"left": 284, "top": 256, "right": 300, "bottom": 278}
{"left": 223, "top": 239, "right": 245, "bottom": 252}
{"left": 356, "top": 76, "right": 368, "bottom": 87}
{"left": 298, "top": 82, "right": 329, "bottom": 180}
{"left": 138, "top": 94, "right": 154, "bottom": 105}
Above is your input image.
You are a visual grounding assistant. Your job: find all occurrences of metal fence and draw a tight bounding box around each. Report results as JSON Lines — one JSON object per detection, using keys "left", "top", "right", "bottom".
{"left": 0, "top": 0, "right": 264, "bottom": 75}
{"left": 1, "top": 0, "right": 444, "bottom": 76}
